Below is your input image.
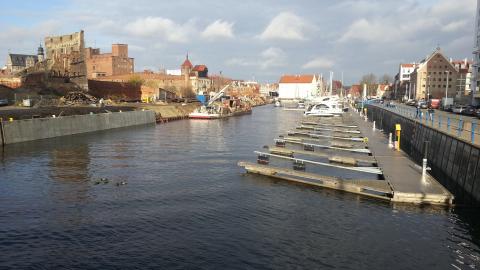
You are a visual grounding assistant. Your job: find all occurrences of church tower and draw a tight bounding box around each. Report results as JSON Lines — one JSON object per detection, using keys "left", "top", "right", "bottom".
{"left": 37, "top": 43, "right": 45, "bottom": 62}
{"left": 180, "top": 53, "right": 193, "bottom": 88}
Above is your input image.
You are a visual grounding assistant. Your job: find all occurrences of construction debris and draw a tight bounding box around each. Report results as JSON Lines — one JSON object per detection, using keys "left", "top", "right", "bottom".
{"left": 61, "top": 91, "right": 98, "bottom": 105}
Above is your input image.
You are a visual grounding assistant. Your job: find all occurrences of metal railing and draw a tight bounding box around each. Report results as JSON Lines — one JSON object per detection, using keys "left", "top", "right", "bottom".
{"left": 376, "top": 104, "right": 480, "bottom": 146}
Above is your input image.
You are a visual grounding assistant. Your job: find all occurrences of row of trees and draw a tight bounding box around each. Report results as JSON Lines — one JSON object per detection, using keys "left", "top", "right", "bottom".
{"left": 359, "top": 73, "right": 393, "bottom": 96}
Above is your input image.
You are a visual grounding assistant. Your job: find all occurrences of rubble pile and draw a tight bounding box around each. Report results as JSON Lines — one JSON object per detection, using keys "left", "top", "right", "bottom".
{"left": 61, "top": 92, "right": 98, "bottom": 105}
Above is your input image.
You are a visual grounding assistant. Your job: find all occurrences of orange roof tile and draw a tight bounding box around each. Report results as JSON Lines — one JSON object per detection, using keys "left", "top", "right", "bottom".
{"left": 279, "top": 75, "right": 315, "bottom": 83}
{"left": 193, "top": 65, "right": 207, "bottom": 72}
{"left": 181, "top": 58, "right": 193, "bottom": 68}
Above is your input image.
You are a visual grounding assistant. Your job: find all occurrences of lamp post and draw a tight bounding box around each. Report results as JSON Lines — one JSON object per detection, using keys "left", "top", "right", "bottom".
{"left": 445, "top": 71, "right": 449, "bottom": 101}
{"left": 407, "top": 82, "right": 410, "bottom": 100}
{"left": 426, "top": 76, "right": 430, "bottom": 101}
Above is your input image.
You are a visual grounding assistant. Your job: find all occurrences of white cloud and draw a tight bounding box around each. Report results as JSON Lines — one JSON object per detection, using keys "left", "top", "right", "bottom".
{"left": 225, "top": 57, "right": 254, "bottom": 67}
{"left": 128, "top": 44, "right": 146, "bottom": 52}
{"left": 201, "top": 20, "right": 234, "bottom": 40}
{"left": 125, "top": 16, "right": 194, "bottom": 43}
{"left": 259, "top": 12, "right": 310, "bottom": 41}
{"left": 338, "top": 17, "right": 439, "bottom": 44}
{"left": 260, "top": 47, "right": 286, "bottom": 69}
{"left": 431, "top": 0, "right": 475, "bottom": 18}
{"left": 226, "top": 47, "right": 286, "bottom": 70}
{"left": 442, "top": 20, "right": 467, "bottom": 32}
{"left": 302, "top": 57, "right": 334, "bottom": 69}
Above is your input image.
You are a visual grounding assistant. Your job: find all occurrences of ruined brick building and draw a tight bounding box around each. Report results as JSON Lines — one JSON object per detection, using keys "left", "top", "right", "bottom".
{"left": 44, "top": 30, "right": 88, "bottom": 89}
{"left": 85, "top": 44, "right": 134, "bottom": 79}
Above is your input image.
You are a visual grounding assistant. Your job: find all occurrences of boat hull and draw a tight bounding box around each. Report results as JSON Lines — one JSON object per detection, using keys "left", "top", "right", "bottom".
{"left": 188, "top": 112, "right": 223, "bottom": 119}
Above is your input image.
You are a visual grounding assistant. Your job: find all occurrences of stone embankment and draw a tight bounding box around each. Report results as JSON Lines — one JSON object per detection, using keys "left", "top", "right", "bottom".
{"left": 0, "top": 109, "right": 155, "bottom": 146}
{"left": 132, "top": 103, "right": 199, "bottom": 122}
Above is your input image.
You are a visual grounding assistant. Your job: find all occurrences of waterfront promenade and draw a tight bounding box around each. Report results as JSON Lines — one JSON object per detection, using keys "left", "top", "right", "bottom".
{"left": 378, "top": 103, "right": 480, "bottom": 146}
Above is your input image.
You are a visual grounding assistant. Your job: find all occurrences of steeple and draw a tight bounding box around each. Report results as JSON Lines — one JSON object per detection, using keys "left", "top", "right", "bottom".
{"left": 37, "top": 43, "right": 45, "bottom": 62}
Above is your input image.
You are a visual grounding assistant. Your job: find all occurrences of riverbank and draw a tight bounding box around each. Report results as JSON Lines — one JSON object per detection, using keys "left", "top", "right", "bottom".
{"left": 131, "top": 103, "right": 199, "bottom": 122}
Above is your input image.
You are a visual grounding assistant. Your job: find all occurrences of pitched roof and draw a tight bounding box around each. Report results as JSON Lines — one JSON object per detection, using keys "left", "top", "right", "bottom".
{"left": 193, "top": 65, "right": 207, "bottom": 72}
{"left": 348, "top": 85, "right": 361, "bottom": 95}
{"left": 279, "top": 74, "right": 315, "bottom": 84}
{"left": 181, "top": 58, "right": 193, "bottom": 68}
{"left": 401, "top": 63, "right": 415, "bottom": 68}
{"left": 8, "top": 54, "right": 38, "bottom": 67}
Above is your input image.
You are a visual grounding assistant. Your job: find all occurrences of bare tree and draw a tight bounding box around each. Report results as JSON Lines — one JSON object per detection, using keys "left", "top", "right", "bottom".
{"left": 379, "top": 74, "right": 393, "bottom": 84}
{"left": 359, "top": 73, "right": 378, "bottom": 96}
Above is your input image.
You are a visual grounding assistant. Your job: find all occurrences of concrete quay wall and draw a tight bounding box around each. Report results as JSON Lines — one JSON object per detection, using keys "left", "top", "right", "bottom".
{"left": 0, "top": 110, "right": 155, "bottom": 145}
{"left": 366, "top": 105, "right": 480, "bottom": 205}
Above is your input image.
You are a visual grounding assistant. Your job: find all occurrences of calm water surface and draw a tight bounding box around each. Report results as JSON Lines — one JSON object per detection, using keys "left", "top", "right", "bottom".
{"left": 1, "top": 106, "right": 480, "bottom": 270}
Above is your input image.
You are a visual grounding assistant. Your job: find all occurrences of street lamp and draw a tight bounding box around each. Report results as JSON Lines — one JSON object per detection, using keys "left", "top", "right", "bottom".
{"left": 426, "top": 76, "right": 430, "bottom": 101}
{"left": 445, "top": 70, "right": 449, "bottom": 101}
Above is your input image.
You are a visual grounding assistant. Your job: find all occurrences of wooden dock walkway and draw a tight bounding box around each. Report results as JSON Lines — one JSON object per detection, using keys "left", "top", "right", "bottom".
{"left": 349, "top": 112, "right": 453, "bottom": 205}
{"left": 238, "top": 111, "right": 454, "bottom": 206}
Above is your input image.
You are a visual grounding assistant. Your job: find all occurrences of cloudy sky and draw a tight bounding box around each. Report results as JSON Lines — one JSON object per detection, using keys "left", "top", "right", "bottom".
{"left": 0, "top": 0, "right": 476, "bottom": 84}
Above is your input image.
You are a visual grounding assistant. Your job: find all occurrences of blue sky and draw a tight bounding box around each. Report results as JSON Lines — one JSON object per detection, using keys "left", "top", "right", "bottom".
{"left": 0, "top": 0, "right": 476, "bottom": 84}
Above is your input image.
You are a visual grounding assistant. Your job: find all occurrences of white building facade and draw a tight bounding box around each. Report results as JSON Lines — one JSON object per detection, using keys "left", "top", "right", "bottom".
{"left": 278, "top": 75, "right": 319, "bottom": 99}
{"left": 399, "top": 63, "right": 417, "bottom": 82}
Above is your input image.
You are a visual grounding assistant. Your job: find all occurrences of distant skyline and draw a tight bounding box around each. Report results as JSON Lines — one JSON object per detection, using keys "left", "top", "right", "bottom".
{"left": 0, "top": 0, "right": 476, "bottom": 84}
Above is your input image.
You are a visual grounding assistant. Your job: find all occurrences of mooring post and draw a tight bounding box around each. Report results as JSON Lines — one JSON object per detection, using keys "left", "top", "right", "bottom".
{"left": 395, "top": 124, "right": 401, "bottom": 151}
{"left": 422, "top": 141, "right": 430, "bottom": 176}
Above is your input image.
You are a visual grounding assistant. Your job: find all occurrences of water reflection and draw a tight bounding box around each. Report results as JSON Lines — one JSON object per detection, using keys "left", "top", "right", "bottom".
{"left": 0, "top": 106, "right": 480, "bottom": 269}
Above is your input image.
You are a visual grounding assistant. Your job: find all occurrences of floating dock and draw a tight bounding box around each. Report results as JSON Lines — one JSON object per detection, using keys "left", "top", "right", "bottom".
{"left": 238, "top": 111, "right": 454, "bottom": 206}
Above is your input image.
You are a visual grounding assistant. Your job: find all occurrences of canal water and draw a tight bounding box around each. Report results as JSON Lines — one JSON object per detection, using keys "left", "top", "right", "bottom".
{"left": 1, "top": 106, "right": 480, "bottom": 269}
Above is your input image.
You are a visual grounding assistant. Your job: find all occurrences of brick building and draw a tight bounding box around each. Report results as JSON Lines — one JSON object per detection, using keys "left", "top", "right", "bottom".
{"left": 85, "top": 44, "right": 134, "bottom": 78}
{"left": 44, "top": 30, "right": 88, "bottom": 90}
{"left": 409, "top": 48, "right": 459, "bottom": 100}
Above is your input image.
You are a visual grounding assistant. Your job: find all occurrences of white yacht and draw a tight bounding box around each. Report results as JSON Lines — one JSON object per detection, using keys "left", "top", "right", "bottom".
{"left": 304, "top": 102, "right": 344, "bottom": 116}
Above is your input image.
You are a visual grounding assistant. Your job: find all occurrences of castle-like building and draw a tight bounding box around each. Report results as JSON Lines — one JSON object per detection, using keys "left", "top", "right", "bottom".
{"left": 5, "top": 44, "right": 45, "bottom": 73}
{"left": 180, "top": 54, "right": 211, "bottom": 94}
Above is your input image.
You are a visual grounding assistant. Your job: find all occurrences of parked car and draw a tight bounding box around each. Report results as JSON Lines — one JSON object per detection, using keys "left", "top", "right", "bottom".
{"left": 428, "top": 99, "right": 440, "bottom": 109}
{"left": 419, "top": 101, "right": 428, "bottom": 109}
{"left": 452, "top": 105, "right": 467, "bottom": 114}
{"left": 0, "top": 99, "right": 8, "bottom": 106}
{"left": 475, "top": 108, "right": 480, "bottom": 118}
{"left": 442, "top": 104, "right": 454, "bottom": 112}
{"left": 406, "top": 99, "right": 417, "bottom": 106}
{"left": 462, "top": 105, "right": 480, "bottom": 116}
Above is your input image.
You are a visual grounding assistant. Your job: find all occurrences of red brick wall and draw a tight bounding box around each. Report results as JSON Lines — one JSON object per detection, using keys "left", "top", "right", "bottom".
{"left": 88, "top": 80, "right": 141, "bottom": 101}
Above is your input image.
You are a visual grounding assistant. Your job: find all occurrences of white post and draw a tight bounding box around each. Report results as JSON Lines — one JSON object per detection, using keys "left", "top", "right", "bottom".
{"left": 373, "top": 121, "right": 376, "bottom": 131}
{"left": 422, "top": 158, "right": 428, "bottom": 176}
{"left": 388, "top": 133, "right": 393, "bottom": 148}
